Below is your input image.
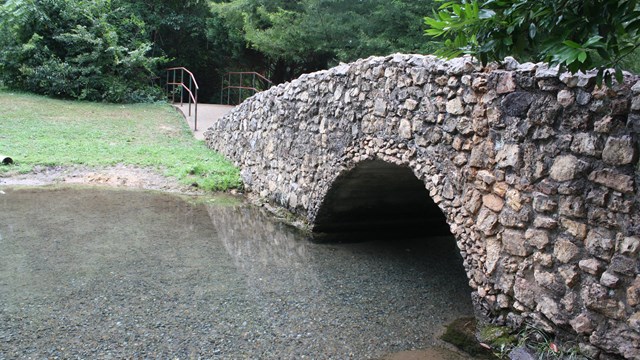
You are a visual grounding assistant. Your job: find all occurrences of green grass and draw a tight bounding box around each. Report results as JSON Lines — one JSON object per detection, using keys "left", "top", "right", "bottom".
{"left": 0, "top": 89, "right": 241, "bottom": 191}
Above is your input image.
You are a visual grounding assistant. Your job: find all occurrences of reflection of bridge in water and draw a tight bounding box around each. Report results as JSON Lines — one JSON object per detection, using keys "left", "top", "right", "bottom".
{"left": 206, "top": 202, "right": 474, "bottom": 358}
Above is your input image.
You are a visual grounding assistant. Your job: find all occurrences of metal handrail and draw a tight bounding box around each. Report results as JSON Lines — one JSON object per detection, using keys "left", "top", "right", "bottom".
{"left": 166, "top": 67, "right": 199, "bottom": 131}
{"left": 221, "top": 71, "right": 273, "bottom": 105}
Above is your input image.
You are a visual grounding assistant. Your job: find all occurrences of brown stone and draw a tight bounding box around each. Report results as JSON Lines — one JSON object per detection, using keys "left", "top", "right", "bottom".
{"left": 627, "top": 278, "right": 640, "bottom": 306}
{"left": 513, "top": 277, "right": 537, "bottom": 308}
{"left": 559, "top": 265, "right": 580, "bottom": 287}
{"left": 482, "top": 193, "right": 504, "bottom": 212}
{"left": 496, "top": 71, "right": 516, "bottom": 94}
{"left": 588, "top": 169, "right": 635, "bottom": 193}
{"left": 585, "top": 284, "right": 626, "bottom": 320}
{"left": 534, "top": 252, "right": 554, "bottom": 267}
{"left": 570, "top": 313, "right": 595, "bottom": 334}
{"left": 554, "top": 239, "right": 580, "bottom": 264}
{"left": 476, "top": 207, "right": 499, "bottom": 235}
{"left": 534, "top": 269, "right": 564, "bottom": 293}
{"left": 502, "top": 229, "right": 530, "bottom": 257}
{"left": 493, "top": 182, "right": 508, "bottom": 197}
{"left": 558, "top": 196, "right": 586, "bottom": 218}
{"left": 560, "top": 218, "right": 587, "bottom": 240}
{"left": 537, "top": 296, "right": 566, "bottom": 325}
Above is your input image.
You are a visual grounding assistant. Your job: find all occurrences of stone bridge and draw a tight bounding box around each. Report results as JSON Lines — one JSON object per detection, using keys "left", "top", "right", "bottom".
{"left": 204, "top": 54, "right": 640, "bottom": 359}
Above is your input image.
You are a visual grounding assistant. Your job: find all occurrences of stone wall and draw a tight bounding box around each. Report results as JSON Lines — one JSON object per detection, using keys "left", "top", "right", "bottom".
{"left": 204, "top": 54, "right": 640, "bottom": 359}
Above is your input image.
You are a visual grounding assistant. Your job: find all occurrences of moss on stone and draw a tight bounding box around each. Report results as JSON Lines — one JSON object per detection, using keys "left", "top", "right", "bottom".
{"left": 440, "top": 317, "right": 497, "bottom": 359}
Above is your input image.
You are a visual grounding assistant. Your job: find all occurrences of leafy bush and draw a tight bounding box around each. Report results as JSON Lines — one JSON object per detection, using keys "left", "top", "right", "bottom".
{"left": 425, "top": 0, "right": 640, "bottom": 83}
{"left": 0, "top": 0, "right": 166, "bottom": 103}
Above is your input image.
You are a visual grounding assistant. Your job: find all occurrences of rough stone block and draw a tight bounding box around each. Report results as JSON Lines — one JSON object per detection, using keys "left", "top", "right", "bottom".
{"left": 589, "top": 169, "right": 635, "bottom": 193}
{"left": 549, "top": 155, "right": 581, "bottom": 182}
{"left": 579, "top": 258, "right": 605, "bottom": 275}
{"left": 602, "top": 135, "right": 636, "bottom": 165}
{"left": 619, "top": 236, "right": 640, "bottom": 256}
{"left": 502, "top": 229, "right": 530, "bottom": 257}
{"left": 525, "top": 229, "right": 550, "bottom": 249}
{"left": 554, "top": 238, "right": 580, "bottom": 264}
{"left": 560, "top": 217, "right": 588, "bottom": 240}
{"left": 483, "top": 193, "right": 504, "bottom": 212}
{"left": 532, "top": 193, "right": 557, "bottom": 213}
{"left": 570, "top": 313, "right": 595, "bottom": 334}
{"left": 585, "top": 228, "right": 615, "bottom": 260}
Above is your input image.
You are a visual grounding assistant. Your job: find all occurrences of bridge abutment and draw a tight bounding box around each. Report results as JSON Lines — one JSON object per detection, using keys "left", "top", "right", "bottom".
{"left": 205, "top": 54, "right": 640, "bottom": 359}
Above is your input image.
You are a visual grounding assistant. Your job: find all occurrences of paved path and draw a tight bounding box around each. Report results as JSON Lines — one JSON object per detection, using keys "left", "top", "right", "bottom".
{"left": 173, "top": 103, "right": 235, "bottom": 140}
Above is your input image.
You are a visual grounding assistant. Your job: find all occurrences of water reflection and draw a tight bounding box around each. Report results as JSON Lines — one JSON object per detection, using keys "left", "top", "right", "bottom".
{"left": 0, "top": 187, "right": 474, "bottom": 359}
{"left": 208, "top": 203, "right": 474, "bottom": 357}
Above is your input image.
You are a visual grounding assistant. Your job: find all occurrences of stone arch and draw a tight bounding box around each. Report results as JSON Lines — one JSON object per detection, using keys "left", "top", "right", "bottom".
{"left": 312, "top": 159, "right": 451, "bottom": 240}
{"left": 205, "top": 54, "right": 640, "bottom": 359}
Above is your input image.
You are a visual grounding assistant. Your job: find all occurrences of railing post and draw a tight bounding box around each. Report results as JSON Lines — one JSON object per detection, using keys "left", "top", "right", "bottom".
{"left": 194, "top": 88, "right": 198, "bottom": 132}
{"left": 172, "top": 70, "right": 176, "bottom": 103}
{"left": 188, "top": 75, "right": 192, "bottom": 116}
{"left": 180, "top": 69, "right": 184, "bottom": 107}
{"left": 239, "top": 72, "right": 243, "bottom": 104}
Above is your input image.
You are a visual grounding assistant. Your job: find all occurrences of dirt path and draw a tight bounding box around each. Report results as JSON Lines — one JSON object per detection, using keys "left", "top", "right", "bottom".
{"left": 0, "top": 164, "right": 214, "bottom": 195}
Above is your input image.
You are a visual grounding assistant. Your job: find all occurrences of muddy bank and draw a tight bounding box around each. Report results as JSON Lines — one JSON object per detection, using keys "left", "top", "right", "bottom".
{"left": 0, "top": 164, "right": 211, "bottom": 194}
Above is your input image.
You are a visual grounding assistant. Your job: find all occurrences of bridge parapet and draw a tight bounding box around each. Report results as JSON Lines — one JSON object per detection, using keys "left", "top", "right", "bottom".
{"left": 205, "top": 54, "right": 640, "bottom": 358}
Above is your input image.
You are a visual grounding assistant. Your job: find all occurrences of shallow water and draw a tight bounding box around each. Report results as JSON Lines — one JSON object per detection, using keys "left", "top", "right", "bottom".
{"left": 0, "top": 186, "right": 474, "bottom": 359}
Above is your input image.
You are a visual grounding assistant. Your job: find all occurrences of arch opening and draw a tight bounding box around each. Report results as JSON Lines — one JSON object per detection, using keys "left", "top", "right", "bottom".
{"left": 312, "top": 160, "right": 451, "bottom": 242}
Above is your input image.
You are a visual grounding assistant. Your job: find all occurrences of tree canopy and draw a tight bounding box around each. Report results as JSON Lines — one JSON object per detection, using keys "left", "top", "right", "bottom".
{"left": 425, "top": 0, "right": 640, "bottom": 83}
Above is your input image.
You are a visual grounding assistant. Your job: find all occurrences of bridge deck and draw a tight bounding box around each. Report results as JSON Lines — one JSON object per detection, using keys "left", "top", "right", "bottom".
{"left": 173, "top": 103, "right": 234, "bottom": 140}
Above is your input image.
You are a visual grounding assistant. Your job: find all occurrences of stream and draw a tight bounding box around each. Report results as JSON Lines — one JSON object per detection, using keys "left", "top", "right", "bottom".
{"left": 0, "top": 186, "right": 475, "bottom": 359}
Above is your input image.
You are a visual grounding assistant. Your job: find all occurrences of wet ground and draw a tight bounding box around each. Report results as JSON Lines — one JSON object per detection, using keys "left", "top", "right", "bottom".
{"left": 0, "top": 186, "right": 475, "bottom": 359}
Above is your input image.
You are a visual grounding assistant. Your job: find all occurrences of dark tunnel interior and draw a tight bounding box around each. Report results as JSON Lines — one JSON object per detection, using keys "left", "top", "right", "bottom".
{"left": 312, "top": 160, "right": 452, "bottom": 242}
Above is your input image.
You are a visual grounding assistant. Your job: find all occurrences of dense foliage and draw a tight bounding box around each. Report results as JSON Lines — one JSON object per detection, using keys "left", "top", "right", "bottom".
{"left": 425, "top": 0, "right": 640, "bottom": 82}
{"left": 0, "top": 0, "right": 166, "bottom": 102}
{"left": 0, "top": 0, "right": 439, "bottom": 102}
{"left": 211, "top": 0, "right": 438, "bottom": 84}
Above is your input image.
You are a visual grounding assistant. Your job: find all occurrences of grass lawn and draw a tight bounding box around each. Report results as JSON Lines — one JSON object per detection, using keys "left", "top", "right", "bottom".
{"left": 0, "top": 89, "right": 241, "bottom": 191}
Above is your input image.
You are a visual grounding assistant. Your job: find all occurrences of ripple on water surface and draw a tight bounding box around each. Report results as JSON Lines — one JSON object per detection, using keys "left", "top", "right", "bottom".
{"left": 0, "top": 186, "right": 475, "bottom": 359}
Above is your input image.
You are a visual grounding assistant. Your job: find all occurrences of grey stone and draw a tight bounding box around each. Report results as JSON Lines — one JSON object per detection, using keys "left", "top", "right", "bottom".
{"left": 549, "top": 155, "right": 580, "bottom": 182}
{"left": 446, "top": 97, "right": 465, "bottom": 115}
{"left": 585, "top": 228, "right": 615, "bottom": 260}
{"left": 509, "top": 346, "right": 536, "bottom": 360}
{"left": 602, "top": 135, "right": 636, "bottom": 165}
{"left": 570, "top": 132, "right": 601, "bottom": 156}
{"left": 579, "top": 258, "right": 605, "bottom": 275}
{"left": 557, "top": 89, "right": 575, "bottom": 107}
{"left": 502, "top": 229, "right": 530, "bottom": 257}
